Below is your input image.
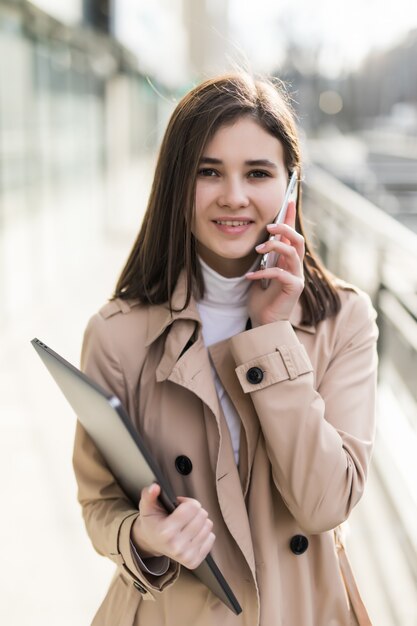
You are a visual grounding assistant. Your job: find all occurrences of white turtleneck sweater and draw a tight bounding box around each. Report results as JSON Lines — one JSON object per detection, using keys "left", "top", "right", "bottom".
{"left": 197, "top": 257, "right": 255, "bottom": 464}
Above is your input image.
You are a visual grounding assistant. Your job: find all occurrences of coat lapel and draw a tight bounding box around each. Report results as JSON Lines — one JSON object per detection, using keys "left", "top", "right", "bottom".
{"left": 165, "top": 333, "right": 222, "bottom": 423}
{"left": 157, "top": 325, "right": 257, "bottom": 575}
{"left": 208, "top": 339, "right": 260, "bottom": 498}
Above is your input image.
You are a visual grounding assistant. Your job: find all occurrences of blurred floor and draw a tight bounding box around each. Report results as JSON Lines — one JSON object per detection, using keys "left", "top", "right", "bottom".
{"left": 0, "top": 160, "right": 412, "bottom": 625}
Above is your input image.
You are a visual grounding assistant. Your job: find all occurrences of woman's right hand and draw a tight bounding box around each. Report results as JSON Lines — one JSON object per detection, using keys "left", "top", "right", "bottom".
{"left": 131, "top": 483, "right": 216, "bottom": 570}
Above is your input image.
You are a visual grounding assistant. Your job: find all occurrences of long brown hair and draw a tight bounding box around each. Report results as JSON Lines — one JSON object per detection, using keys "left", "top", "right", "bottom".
{"left": 114, "top": 73, "right": 340, "bottom": 326}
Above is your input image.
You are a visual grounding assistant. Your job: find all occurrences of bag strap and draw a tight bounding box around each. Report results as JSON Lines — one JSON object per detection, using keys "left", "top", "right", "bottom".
{"left": 334, "top": 527, "right": 373, "bottom": 626}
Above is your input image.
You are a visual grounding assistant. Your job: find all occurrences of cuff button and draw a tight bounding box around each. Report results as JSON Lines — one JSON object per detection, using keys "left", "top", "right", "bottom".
{"left": 246, "top": 366, "right": 264, "bottom": 384}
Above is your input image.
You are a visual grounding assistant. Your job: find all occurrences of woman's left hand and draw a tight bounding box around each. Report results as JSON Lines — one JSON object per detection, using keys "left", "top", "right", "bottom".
{"left": 246, "top": 201, "right": 305, "bottom": 327}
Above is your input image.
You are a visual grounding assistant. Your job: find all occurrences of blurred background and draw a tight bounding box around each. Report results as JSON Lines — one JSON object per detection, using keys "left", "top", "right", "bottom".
{"left": 1, "top": 1, "right": 417, "bottom": 624}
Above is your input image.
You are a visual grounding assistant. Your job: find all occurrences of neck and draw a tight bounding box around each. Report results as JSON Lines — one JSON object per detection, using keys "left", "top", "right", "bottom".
{"left": 196, "top": 245, "right": 257, "bottom": 278}
{"left": 198, "top": 256, "right": 252, "bottom": 309}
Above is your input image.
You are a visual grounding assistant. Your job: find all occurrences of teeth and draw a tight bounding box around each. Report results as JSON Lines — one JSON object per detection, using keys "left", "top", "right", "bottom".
{"left": 215, "top": 220, "right": 250, "bottom": 226}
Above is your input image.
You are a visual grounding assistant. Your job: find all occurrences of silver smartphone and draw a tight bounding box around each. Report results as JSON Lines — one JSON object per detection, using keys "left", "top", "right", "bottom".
{"left": 260, "top": 170, "right": 298, "bottom": 289}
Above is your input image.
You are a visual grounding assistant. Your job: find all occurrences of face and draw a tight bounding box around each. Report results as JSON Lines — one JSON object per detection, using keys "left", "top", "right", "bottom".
{"left": 193, "top": 116, "right": 290, "bottom": 277}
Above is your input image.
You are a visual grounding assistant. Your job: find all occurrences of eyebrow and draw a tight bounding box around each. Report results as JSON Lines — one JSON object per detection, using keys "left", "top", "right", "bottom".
{"left": 199, "top": 156, "right": 277, "bottom": 169}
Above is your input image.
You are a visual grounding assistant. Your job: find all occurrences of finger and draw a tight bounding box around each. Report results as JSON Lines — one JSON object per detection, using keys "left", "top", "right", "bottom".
{"left": 266, "top": 223, "right": 304, "bottom": 257}
{"left": 162, "top": 515, "right": 212, "bottom": 564}
{"left": 284, "top": 199, "right": 296, "bottom": 229}
{"left": 266, "top": 220, "right": 302, "bottom": 243}
{"left": 177, "top": 515, "right": 213, "bottom": 561}
{"left": 246, "top": 266, "right": 304, "bottom": 291}
{"left": 170, "top": 499, "right": 206, "bottom": 533}
{"left": 139, "top": 483, "right": 161, "bottom": 507}
{"left": 184, "top": 510, "right": 212, "bottom": 542}
{"left": 139, "top": 483, "right": 162, "bottom": 514}
{"left": 255, "top": 239, "right": 303, "bottom": 272}
{"left": 186, "top": 532, "right": 216, "bottom": 570}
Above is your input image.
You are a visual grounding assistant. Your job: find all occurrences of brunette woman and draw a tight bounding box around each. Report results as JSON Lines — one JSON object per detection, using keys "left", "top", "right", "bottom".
{"left": 73, "top": 72, "right": 377, "bottom": 625}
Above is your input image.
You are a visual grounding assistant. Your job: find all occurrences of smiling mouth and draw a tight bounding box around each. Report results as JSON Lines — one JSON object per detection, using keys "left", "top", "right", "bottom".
{"left": 214, "top": 220, "right": 253, "bottom": 226}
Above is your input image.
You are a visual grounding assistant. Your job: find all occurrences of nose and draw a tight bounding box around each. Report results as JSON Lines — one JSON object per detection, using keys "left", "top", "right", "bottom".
{"left": 217, "top": 176, "right": 249, "bottom": 209}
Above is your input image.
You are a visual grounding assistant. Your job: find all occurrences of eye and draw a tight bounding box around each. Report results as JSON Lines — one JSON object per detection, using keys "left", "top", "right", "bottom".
{"left": 197, "top": 168, "right": 219, "bottom": 177}
{"left": 248, "top": 170, "right": 270, "bottom": 178}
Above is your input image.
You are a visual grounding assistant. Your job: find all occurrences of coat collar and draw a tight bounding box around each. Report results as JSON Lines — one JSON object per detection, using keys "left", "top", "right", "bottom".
{"left": 145, "top": 270, "right": 316, "bottom": 348}
{"left": 144, "top": 272, "right": 201, "bottom": 347}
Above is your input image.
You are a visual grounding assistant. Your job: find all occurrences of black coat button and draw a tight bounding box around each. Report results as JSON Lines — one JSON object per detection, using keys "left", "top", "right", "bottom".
{"left": 246, "top": 366, "right": 264, "bottom": 384}
{"left": 133, "top": 581, "right": 147, "bottom": 594}
{"left": 290, "top": 534, "right": 309, "bottom": 555}
{"left": 175, "top": 455, "right": 193, "bottom": 475}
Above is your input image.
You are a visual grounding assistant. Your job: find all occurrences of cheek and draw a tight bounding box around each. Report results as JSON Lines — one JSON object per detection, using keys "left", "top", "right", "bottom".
{"left": 194, "top": 186, "right": 214, "bottom": 231}
{"left": 260, "top": 196, "right": 282, "bottom": 224}
{"left": 192, "top": 196, "right": 205, "bottom": 237}
{"left": 266, "top": 204, "right": 279, "bottom": 223}
{"left": 195, "top": 184, "right": 212, "bottom": 210}
{"left": 194, "top": 187, "right": 205, "bottom": 221}
{"left": 261, "top": 184, "right": 287, "bottom": 222}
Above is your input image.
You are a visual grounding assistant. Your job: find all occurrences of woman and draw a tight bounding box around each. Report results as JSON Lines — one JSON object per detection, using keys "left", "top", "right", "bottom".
{"left": 73, "top": 73, "right": 378, "bottom": 625}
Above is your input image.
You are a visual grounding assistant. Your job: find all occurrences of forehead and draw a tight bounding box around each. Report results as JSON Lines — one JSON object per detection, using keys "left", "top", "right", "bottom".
{"left": 203, "top": 117, "right": 285, "bottom": 163}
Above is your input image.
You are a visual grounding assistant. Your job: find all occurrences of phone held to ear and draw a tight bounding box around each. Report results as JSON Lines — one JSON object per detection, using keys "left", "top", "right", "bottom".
{"left": 260, "top": 170, "right": 298, "bottom": 290}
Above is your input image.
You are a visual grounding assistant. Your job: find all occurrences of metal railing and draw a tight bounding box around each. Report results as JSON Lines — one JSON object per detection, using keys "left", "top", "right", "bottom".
{"left": 304, "top": 164, "right": 417, "bottom": 623}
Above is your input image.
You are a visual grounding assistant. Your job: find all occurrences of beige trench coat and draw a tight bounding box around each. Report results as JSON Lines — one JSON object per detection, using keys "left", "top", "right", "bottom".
{"left": 73, "top": 273, "right": 378, "bottom": 626}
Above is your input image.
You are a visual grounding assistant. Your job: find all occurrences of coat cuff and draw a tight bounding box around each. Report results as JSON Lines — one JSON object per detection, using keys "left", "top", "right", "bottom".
{"left": 230, "top": 321, "right": 313, "bottom": 393}
{"left": 116, "top": 512, "right": 180, "bottom": 598}
{"left": 130, "top": 540, "right": 170, "bottom": 576}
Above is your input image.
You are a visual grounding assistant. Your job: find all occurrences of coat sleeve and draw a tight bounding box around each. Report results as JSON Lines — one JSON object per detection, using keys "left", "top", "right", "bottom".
{"left": 229, "top": 290, "right": 378, "bottom": 534}
{"left": 72, "top": 312, "right": 180, "bottom": 596}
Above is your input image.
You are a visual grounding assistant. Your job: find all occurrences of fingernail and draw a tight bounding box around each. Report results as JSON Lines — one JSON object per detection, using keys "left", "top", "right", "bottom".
{"left": 255, "top": 243, "right": 266, "bottom": 250}
{"left": 246, "top": 271, "right": 255, "bottom": 276}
